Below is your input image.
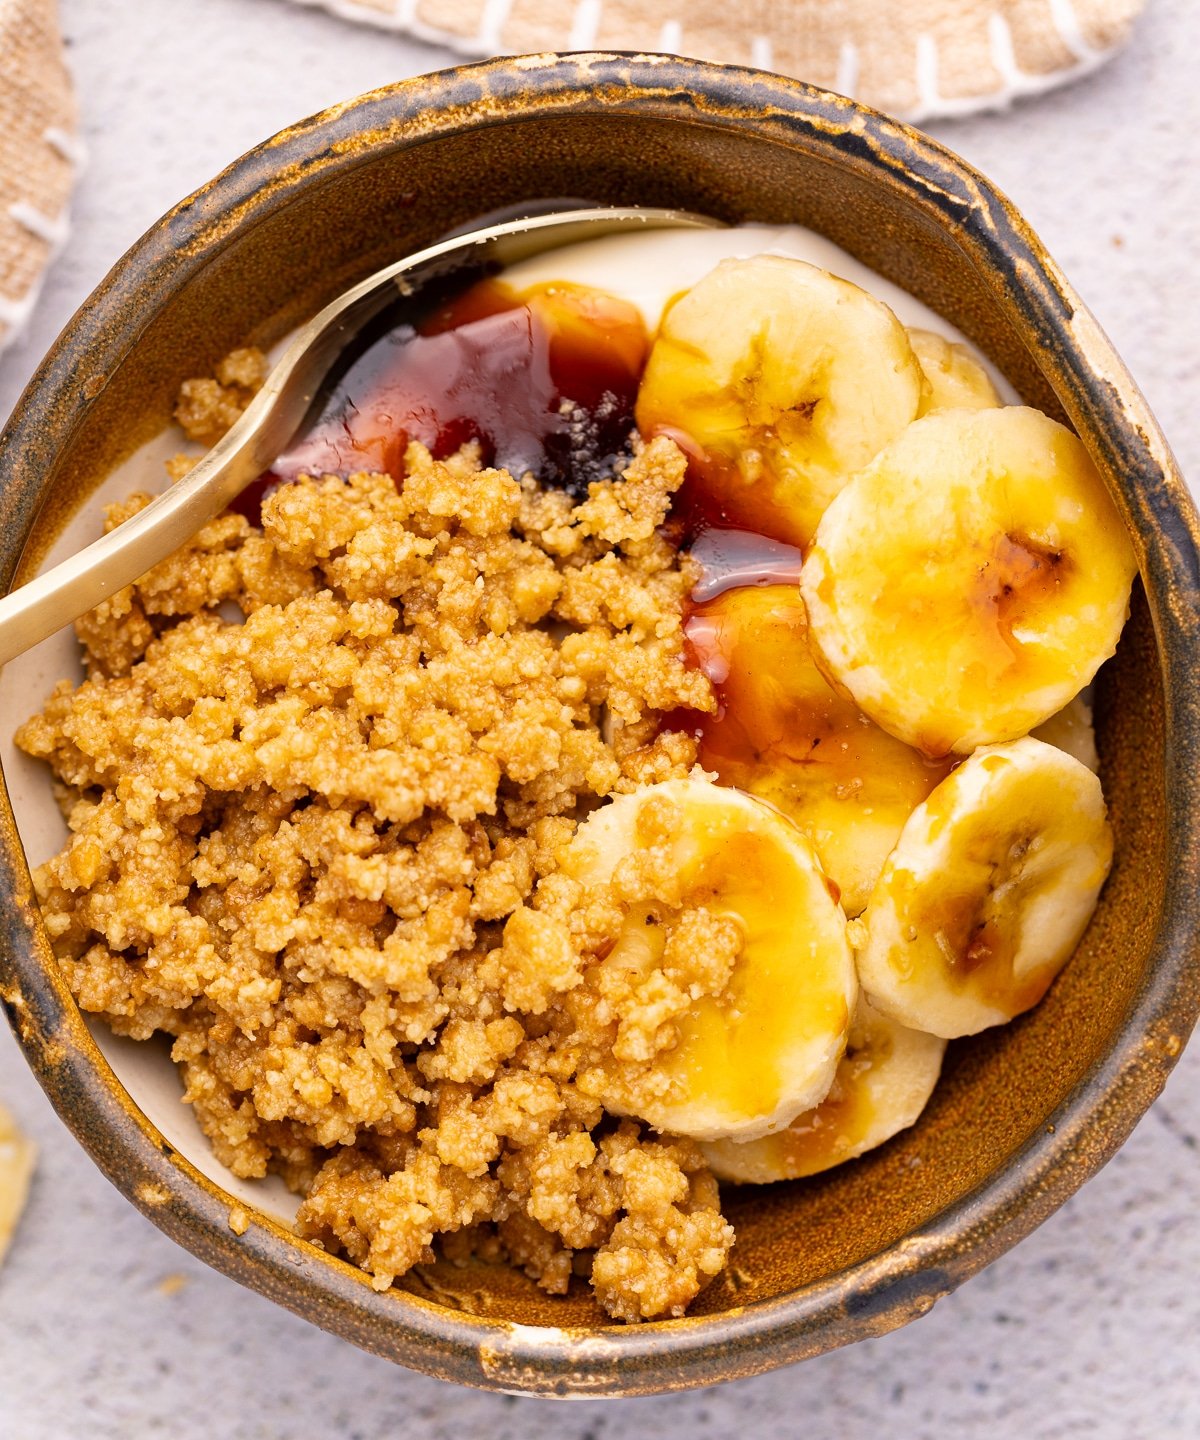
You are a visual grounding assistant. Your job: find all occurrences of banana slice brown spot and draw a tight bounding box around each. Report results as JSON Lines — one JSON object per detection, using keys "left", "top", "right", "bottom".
{"left": 635, "top": 255, "right": 925, "bottom": 548}
{"left": 855, "top": 737, "right": 1113, "bottom": 1038}
{"left": 800, "top": 406, "right": 1138, "bottom": 756}
{"left": 561, "top": 777, "right": 857, "bottom": 1142}
{"left": 701, "top": 1000, "right": 946, "bottom": 1183}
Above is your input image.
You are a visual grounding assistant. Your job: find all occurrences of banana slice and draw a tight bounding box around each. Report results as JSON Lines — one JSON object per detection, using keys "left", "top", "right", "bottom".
{"left": 700, "top": 1000, "right": 945, "bottom": 1183}
{"left": 682, "top": 585, "right": 951, "bottom": 916}
{"left": 1032, "top": 693, "right": 1099, "bottom": 773}
{"left": 800, "top": 407, "right": 1137, "bottom": 756}
{"left": 908, "top": 328, "right": 1001, "bottom": 414}
{"left": 855, "top": 738, "right": 1113, "bottom": 1039}
{"left": 635, "top": 255, "right": 925, "bottom": 547}
{"left": 562, "top": 776, "right": 856, "bottom": 1142}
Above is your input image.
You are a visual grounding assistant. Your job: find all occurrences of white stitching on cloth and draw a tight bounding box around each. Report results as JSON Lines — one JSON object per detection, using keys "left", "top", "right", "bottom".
{"left": 751, "top": 34, "right": 773, "bottom": 70}
{"left": 568, "top": 0, "right": 603, "bottom": 49}
{"left": 1049, "top": 0, "right": 1102, "bottom": 60}
{"left": 8, "top": 201, "right": 70, "bottom": 249}
{"left": 835, "top": 39, "right": 859, "bottom": 98}
{"left": 476, "top": 0, "right": 512, "bottom": 50}
{"left": 0, "top": 131, "right": 81, "bottom": 349}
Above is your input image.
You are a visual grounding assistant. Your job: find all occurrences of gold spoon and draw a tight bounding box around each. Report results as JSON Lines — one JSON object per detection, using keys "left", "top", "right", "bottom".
{"left": 0, "top": 206, "right": 717, "bottom": 668}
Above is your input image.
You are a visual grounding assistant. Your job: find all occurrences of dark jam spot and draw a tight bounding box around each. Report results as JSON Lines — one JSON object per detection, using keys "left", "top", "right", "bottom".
{"left": 657, "top": 705, "right": 708, "bottom": 740}
{"left": 241, "top": 278, "right": 648, "bottom": 525}
{"left": 657, "top": 429, "right": 804, "bottom": 610}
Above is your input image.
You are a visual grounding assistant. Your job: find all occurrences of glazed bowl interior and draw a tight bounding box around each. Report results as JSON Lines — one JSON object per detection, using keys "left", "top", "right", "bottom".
{"left": 0, "top": 55, "right": 1195, "bottom": 1393}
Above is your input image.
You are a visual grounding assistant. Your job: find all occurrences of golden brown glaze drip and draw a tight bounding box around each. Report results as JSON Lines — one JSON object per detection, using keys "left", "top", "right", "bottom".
{"left": 676, "top": 586, "right": 952, "bottom": 809}
{"left": 907, "top": 839, "right": 1054, "bottom": 1017}
{"left": 771, "top": 1036, "right": 885, "bottom": 1173}
{"left": 660, "top": 821, "right": 847, "bottom": 1124}
{"left": 649, "top": 434, "right": 807, "bottom": 549}
{"left": 982, "top": 531, "right": 1068, "bottom": 651}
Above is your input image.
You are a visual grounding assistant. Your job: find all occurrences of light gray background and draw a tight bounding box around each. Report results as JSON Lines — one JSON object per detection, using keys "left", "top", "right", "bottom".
{"left": 1, "top": 2, "right": 1197, "bottom": 1435}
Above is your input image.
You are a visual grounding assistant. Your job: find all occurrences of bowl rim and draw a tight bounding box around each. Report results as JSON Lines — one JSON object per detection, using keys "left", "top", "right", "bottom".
{"left": 1, "top": 51, "right": 1198, "bottom": 1398}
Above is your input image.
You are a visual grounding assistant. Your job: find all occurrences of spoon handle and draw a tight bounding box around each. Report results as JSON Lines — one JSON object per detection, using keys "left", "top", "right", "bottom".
{"left": 0, "top": 207, "right": 715, "bottom": 669}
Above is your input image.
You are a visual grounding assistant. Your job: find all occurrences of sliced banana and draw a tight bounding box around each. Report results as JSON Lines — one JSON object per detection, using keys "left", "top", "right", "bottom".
{"left": 700, "top": 1000, "right": 945, "bottom": 1183}
{"left": 683, "top": 585, "right": 951, "bottom": 916}
{"left": 908, "top": 328, "right": 1001, "bottom": 414}
{"left": 1032, "top": 693, "right": 1099, "bottom": 773}
{"left": 855, "top": 738, "right": 1113, "bottom": 1039}
{"left": 635, "top": 255, "right": 925, "bottom": 547}
{"left": 800, "top": 407, "right": 1137, "bottom": 756}
{"left": 562, "top": 776, "right": 856, "bottom": 1142}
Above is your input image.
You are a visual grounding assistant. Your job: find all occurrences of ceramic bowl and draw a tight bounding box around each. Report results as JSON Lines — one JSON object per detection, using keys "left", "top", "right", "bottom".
{"left": 1, "top": 54, "right": 1197, "bottom": 1398}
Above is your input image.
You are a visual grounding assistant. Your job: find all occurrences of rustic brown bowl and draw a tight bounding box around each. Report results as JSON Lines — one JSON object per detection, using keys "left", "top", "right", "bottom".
{"left": 1, "top": 53, "right": 1197, "bottom": 1398}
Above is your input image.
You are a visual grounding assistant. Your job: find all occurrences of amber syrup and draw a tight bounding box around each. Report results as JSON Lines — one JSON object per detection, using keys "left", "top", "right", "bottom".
{"left": 233, "top": 272, "right": 648, "bottom": 524}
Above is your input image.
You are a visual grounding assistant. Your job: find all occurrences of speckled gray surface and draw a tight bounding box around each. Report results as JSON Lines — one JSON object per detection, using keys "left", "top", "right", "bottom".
{"left": 1, "top": 2, "right": 1198, "bottom": 1435}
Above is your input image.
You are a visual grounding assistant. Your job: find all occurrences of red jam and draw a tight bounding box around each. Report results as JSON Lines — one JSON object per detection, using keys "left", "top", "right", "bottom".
{"left": 235, "top": 277, "right": 649, "bottom": 524}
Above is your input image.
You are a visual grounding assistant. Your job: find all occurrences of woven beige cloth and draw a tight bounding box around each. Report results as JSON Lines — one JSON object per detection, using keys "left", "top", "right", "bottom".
{"left": 0, "top": 0, "right": 80, "bottom": 354}
{"left": 290, "top": 0, "right": 1145, "bottom": 119}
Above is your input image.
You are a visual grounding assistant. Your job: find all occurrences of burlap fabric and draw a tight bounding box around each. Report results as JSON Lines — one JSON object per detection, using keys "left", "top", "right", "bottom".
{"left": 290, "top": 0, "right": 1145, "bottom": 119}
{"left": 0, "top": 0, "right": 79, "bottom": 353}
